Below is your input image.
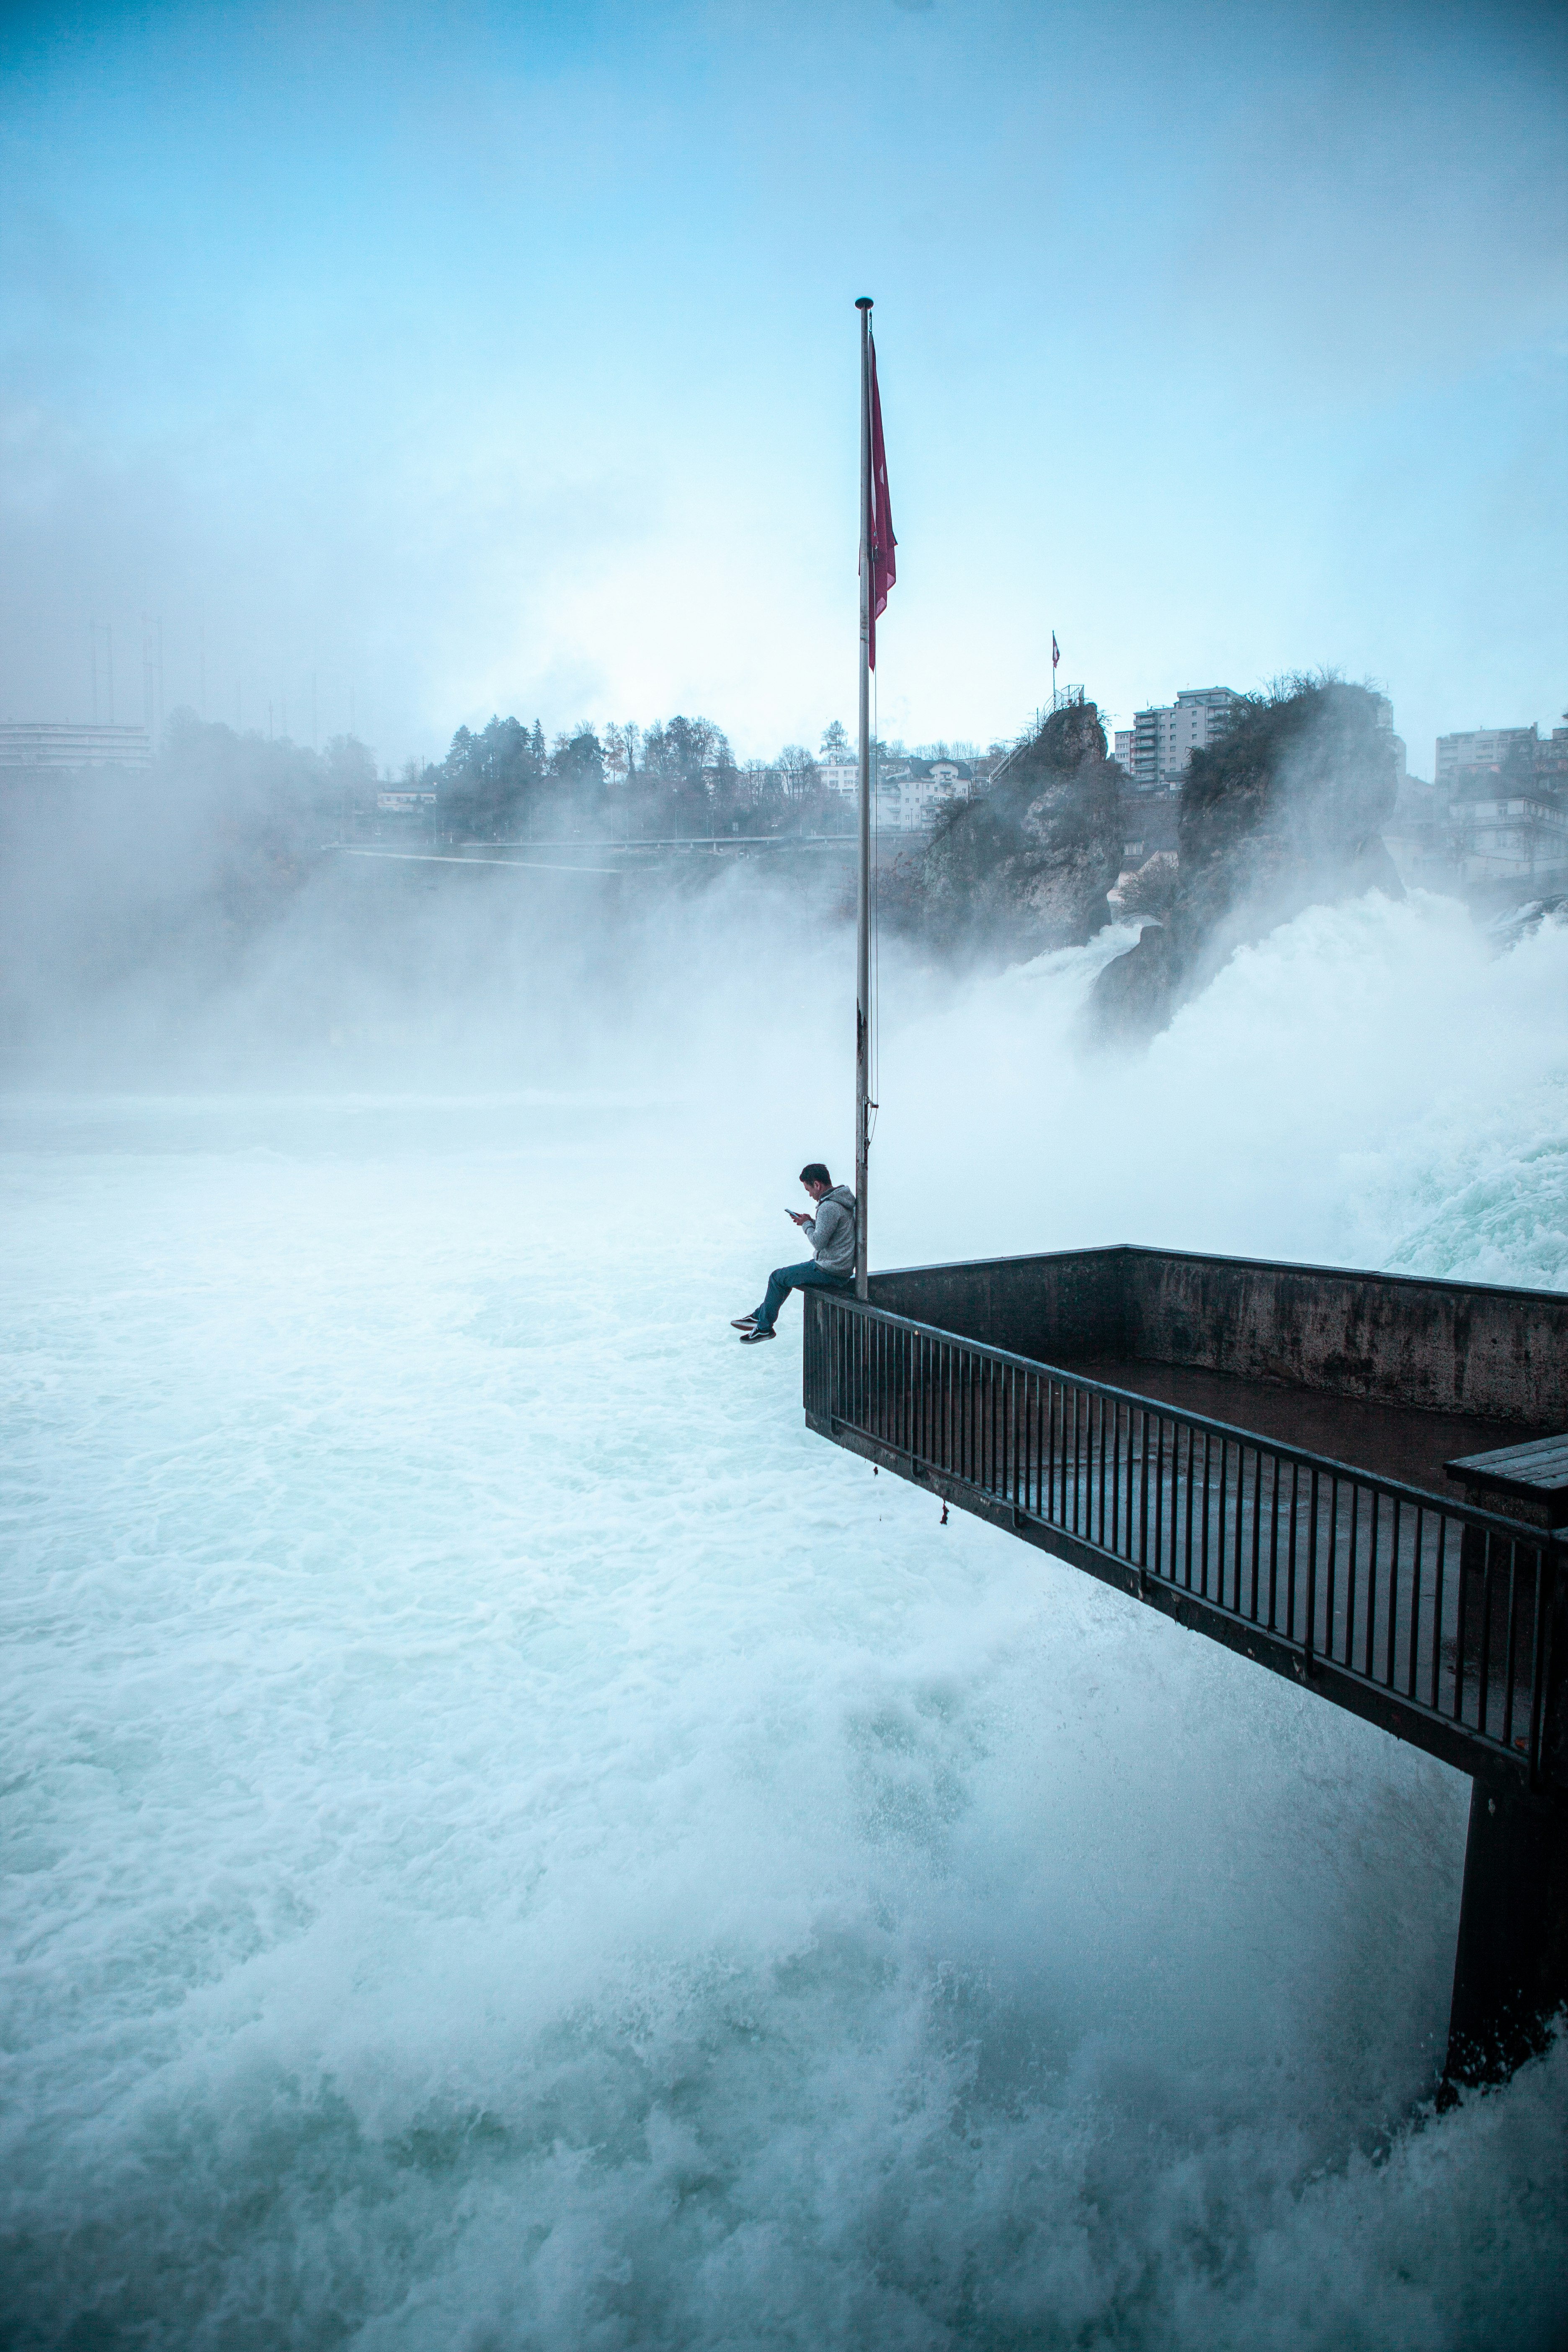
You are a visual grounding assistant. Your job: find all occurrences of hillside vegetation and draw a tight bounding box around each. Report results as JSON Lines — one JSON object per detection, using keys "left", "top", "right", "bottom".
{"left": 1091, "top": 679, "right": 1403, "bottom": 1039}
{"left": 903, "top": 699, "right": 1124, "bottom": 959}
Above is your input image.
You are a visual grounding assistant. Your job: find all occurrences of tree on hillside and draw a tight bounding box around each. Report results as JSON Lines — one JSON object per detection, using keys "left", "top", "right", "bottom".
{"left": 603, "top": 722, "right": 641, "bottom": 781}
{"left": 641, "top": 716, "right": 732, "bottom": 834}
{"left": 439, "top": 716, "right": 547, "bottom": 840}
{"left": 642, "top": 715, "right": 725, "bottom": 785}
{"left": 820, "top": 720, "right": 851, "bottom": 760}
{"left": 779, "top": 745, "right": 819, "bottom": 799}
{"left": 914, "top": 699, "right": 1122, "bottom": 957}
{"left": 549, "top": 728, "right": 604, "bottom": 789}
{"left": 1092, "top": 676, "right": 1403, "bottom": 1039}
{"left": 706, "top": 733, "right": 742, "bottom": 829}
{"left": 543, "top": 727, "right": 606, "bottom": 833}
{"left": 601, "top": 723, "right": 641, "bottom": 838}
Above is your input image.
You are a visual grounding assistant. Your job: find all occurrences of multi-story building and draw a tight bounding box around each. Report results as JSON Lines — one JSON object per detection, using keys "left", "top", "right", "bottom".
{"left": 1125, "top": 688, "right": 1407, "bottom": 795}
{"left": 872, "top": 764, "right": 909, "bottom": 822}
{"left": 872, "top": 760, "right": 973, "bottom": 832}
{"left": 1436, "top": 717, "right": 1568, "bottom": 797}
{"left": 0, "top": 722, "right": 151, "bottom": 770}
{"left": 1449, "top": 778, "right": 1568, "bottom": 883}
{"left": 1436, "top": 725, "right": 1540, "bottom": 788}
{"left": 1130, "top": 688, "right": 1240, "bottom": 792}
{"left": 825, "top": 754, "right": 971, "bottom": 816}
{"left": 1538, "top": 719, "right": 1568, "bottom": 789}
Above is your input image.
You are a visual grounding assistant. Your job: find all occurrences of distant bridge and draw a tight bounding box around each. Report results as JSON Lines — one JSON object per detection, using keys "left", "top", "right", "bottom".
{"left": 327, "top": 830, "right": 929, "bottom": 867}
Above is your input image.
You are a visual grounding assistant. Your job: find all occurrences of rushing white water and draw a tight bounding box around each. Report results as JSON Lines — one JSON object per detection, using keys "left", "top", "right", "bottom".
{"left": 4, "top": 886, "right": 1568, "bottom": 2349}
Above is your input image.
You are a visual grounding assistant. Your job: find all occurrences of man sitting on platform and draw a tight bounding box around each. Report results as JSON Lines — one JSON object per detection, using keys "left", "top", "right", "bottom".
{"left": 734, "top": 1164, "right": 856, "bottom": 1344}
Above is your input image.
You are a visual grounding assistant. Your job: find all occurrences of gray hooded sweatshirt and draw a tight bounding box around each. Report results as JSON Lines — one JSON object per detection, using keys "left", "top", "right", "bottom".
{"left": 801, "top": 1184, "right": 856, "bottom": 1277}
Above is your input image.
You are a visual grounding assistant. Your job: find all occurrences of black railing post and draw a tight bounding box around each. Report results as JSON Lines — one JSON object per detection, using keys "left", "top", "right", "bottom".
{"left": 1446, "top": 1538, "right": 1568, "bottom": 2089}
{"left": 1445, "top": 1769, "right": 1568, "bottom": 2089}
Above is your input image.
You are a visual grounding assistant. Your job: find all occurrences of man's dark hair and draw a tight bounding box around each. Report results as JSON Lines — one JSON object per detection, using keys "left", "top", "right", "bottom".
{"left": 799, "top": 1162, "right": 832, "bottom": 1187}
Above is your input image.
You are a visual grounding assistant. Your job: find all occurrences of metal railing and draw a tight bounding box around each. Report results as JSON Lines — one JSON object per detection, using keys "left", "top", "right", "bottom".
{"left": 805, "top": 1294, "right": 1565, "bottom": 1787}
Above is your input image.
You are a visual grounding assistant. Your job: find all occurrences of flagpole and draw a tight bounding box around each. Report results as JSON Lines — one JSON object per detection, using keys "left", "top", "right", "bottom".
{"left": 854, "top": 296, "right": 873, "bottom": 1304}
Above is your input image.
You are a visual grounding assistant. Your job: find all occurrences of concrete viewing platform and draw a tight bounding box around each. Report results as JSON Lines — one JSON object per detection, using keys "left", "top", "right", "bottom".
{"left": 803, "top": 1245, "right": 1568, "bottom": 2092}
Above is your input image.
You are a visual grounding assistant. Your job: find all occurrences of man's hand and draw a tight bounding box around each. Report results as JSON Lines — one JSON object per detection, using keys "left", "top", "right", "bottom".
{"left": 788, "top": 1210, "right": 810, "bottom": 1225}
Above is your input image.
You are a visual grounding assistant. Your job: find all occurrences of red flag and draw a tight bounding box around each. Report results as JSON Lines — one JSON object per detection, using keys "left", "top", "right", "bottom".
{"left": 867, "top": 335, "right": 896, "bottom": 670}
{"left": 1052, "top": 632, "right": 1060, "bottom": 670}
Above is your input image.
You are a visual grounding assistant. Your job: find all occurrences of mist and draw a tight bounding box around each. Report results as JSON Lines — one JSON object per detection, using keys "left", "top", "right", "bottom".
{"left": 5, "top": 707, "right": 1568, "bottom": 2346}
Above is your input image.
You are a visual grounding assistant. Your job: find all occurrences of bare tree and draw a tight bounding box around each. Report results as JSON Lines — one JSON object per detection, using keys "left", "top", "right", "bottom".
{"left": 779, "top": 744, "right": 819, "bottom": 798}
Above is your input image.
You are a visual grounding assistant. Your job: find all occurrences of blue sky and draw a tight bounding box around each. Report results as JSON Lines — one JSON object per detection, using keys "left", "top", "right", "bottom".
{"left": 3, "top": 0, "right": 1564, "bottom": 771}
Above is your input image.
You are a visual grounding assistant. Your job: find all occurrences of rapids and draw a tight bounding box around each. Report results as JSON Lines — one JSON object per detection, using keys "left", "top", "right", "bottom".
{"left": 4, "top": 885, "right": 1567, "bottom": 2348}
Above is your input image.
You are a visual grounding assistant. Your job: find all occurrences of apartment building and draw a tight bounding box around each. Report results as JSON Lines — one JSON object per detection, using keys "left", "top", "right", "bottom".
{"left": 871, "top": 761, "right": 973, "bottom": 831}
{"left": 1129, "top": 688, "right": 1239, "bottom": 791}
{"left": 0, "top": 722, "right": 151, "bottom": 770}
{"left": 1436, "top": 725, "right": 1540, "bottom": 787}
{"left": 1540, "top": 722, "right": 1568, "bottom": 788}
{"left": 1437, "top": 719, "right": 1568, "bottom": 792}
{"left": 1125, "top": 688, "right": 1407, "bottom": 795}
{"left": 1449, "top": 781, "right": 1568, "bottom": 883}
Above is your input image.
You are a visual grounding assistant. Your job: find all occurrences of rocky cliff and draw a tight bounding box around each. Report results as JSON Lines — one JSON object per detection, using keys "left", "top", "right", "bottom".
{"left": 1090, "top": 679, "right": 1403, "bottom": 1040}
{"left": 914, "top": 700, "right": 1123, "bottom": 959}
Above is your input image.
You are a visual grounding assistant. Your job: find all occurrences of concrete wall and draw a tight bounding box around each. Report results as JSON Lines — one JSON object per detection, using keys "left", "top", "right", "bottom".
{"left": 868, "top": 1248, "right": 1127, "bottom": 1364}
{"left": 1122, "top": 1250, "right": 1568, "bottom": 1424}
{"left": 868, "top": 1246, "right": 1568, "bottom": 1429}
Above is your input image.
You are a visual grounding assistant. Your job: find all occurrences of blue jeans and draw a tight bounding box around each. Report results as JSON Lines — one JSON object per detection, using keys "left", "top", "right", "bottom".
{"left": 753, "top": 1259, "right": 852, "bottom": 1332}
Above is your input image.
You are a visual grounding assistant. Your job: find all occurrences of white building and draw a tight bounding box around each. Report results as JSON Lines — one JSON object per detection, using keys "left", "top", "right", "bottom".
{"left": 819, "top": 758, "right": 859, "bottom": 799}
{"left": 873, "top": 765, "right": 914, "bottom": 824}
{"left": 873, "top": 767, "right": 930, "bottom": 829}
{"left": 0, "top": 722, "right": 151, "bottom": 770}
{"left": 873, "top": 761, "right": 971, "bottom": 830}
{"left": 1449, "top": 786, "right": 1568, "bottom": 883}
{"left": 1113, "top": 729, "right": 1135, "bottom": 772}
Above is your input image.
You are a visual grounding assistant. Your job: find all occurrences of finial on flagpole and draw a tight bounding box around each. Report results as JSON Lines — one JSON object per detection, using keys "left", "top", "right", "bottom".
{"left": 856, "top": 296, "right": 873, "bottom": 310}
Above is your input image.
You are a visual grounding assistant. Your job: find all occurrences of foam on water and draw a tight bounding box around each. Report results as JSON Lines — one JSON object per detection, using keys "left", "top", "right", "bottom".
{"left": 4, "top": 890, "right": 1568, "bottom": 2349}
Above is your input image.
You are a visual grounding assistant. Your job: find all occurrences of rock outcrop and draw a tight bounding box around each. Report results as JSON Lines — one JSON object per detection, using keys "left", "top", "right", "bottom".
{"left": 915, "top": 700, "right": 1123, "bottom": 959}
{"left": 1090, "top": 679, "right": 1403, "bottom": 1040}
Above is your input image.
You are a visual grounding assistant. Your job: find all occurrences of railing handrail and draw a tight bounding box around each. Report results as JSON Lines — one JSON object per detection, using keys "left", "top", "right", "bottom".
{"left": 819, "top": 1289, "right": 1564, "bottom": 1550}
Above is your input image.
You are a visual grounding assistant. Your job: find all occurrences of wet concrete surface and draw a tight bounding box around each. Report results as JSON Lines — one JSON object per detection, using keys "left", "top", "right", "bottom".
{"left": 1053, "top": 1357, "right": 1528, "bottom": 1498}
